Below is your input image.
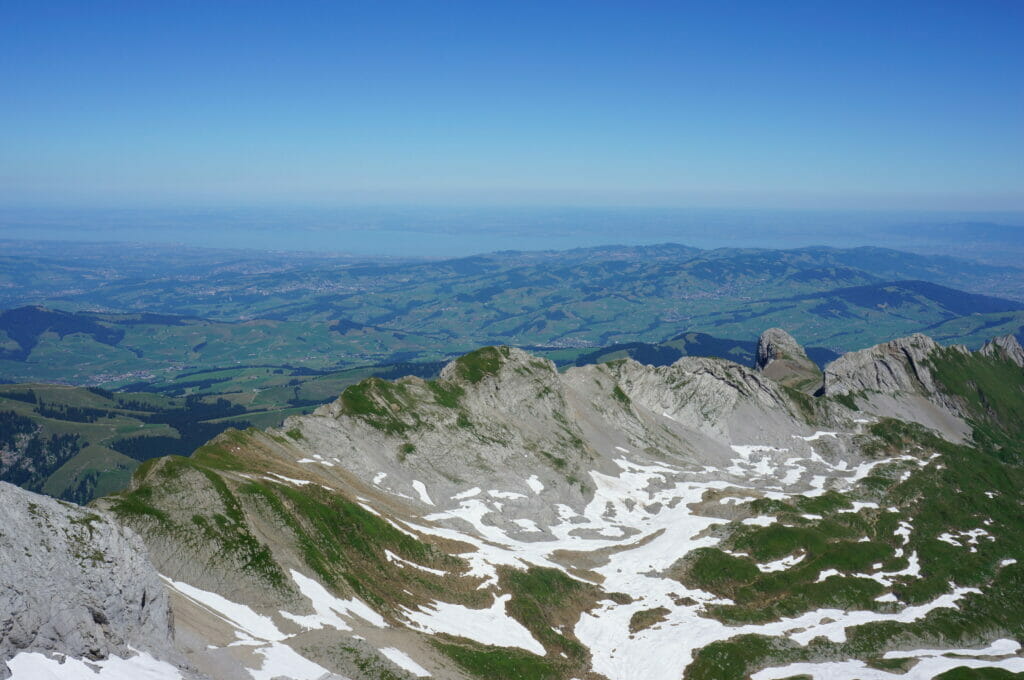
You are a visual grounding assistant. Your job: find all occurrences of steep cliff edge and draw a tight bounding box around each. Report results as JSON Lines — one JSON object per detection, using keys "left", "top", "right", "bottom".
{"left": 822, "top": 332, "right": 1024, "bottom": 451}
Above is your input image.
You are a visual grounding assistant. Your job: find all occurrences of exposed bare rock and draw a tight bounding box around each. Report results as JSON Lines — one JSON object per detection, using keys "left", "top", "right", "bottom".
{"left": 822, "top": 334, "right": 974, "bottom": 441}
{"left": 823, "top": 333, "right": 948, "bottom": 396}
{"left": 980, "top": 334, "right": 1024, "bottom": 367}
{"left": 0, "top": 481, "right": 197, "bottom": 678}
{"left": 754, "top": 328, "right": 823, "bottom": 394}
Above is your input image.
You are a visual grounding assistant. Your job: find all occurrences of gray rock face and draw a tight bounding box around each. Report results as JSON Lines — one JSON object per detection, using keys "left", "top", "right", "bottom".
{"left": 823, "top": 333, "right": 949, "bottom": 396}
{"left": 980, "top": 334, "right": 1024, "bottom": 367}
{"left": 755, "top": 327, "right": 803, "bottom": 370}
{"left": 754, "top": 328, "right": 822, "bottom": 394}
{"left": 821, "top": 333, "right": 975, "bottom": 442}
{"left": 0, "top": 482, "right": 183, "bottom": 677}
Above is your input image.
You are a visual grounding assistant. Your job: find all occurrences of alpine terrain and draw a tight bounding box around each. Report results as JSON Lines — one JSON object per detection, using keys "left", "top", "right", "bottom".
{"left": 4, "top": 329, "right": 1024, "bottom": 679}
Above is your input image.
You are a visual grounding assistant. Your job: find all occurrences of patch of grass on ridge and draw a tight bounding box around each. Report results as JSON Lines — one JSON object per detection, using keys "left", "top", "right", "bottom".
{"left": 928, "top": 348, "right": 1024, "bottom": 461}
{"left": 453, "top": 346, "right": 511, "bottom": 384}
{"left": 339, "top": 378, "right": 415, "bottom": 434}
{"left": 238, "top": 478, "right": 459, "bottom": 611}
{"left": 427, "top": 379, "right": 464, "bottom": 408}
{"left": 499, "top": 566, "right": 601, "bottom": 665}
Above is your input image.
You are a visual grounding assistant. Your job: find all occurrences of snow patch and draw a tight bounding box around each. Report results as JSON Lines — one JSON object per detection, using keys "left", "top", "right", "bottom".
{"left": 161, "top": 576, "right": 285, "bottom": 642}
{"left": 250, "top": 642, "right": 331, "bottom": 680}
{"left": 489, "top": 489, "right": 527, "bottom": 500}
{"left": 884, "top": 638, "right": 1020, "bottom": 658}
{"left": 757, "top": 553, "right": 805, "bottom": 573}
{"left": 385, "top": 549, "right": 447, "bottom": 576}
{"left": 379, "top": 647, "right": 431, "bottom": 677}
{"left": 794, "top": 431, "right": 839, "bottom": 442}
{"left": 412, "top": 480, "right": 434, "bottom": 505}
{"left": 401, "top": 594, "right": 545, "bottom": 654}
{"left": 7, "top": 650, "right": 184, "bottom": 680}
{"left": 837, "top": 501, "right": 879, "bottom": 513}
{"left": 265, "top": 472, "right": 312, "bottom": 486}
{"left": 282, "top": 570, "right": 387, "bottom": 630}
{"left": 513, "top": 518, "right": 542, "bottom": 532}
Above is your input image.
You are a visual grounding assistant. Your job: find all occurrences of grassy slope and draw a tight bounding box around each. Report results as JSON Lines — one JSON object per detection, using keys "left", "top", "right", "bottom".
{"left": 103, "top": 426, "right": 597, "bottom": 680}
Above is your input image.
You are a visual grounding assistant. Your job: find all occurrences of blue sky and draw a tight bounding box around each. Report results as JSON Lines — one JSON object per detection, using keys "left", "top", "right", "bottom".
{"left": 2, "top": 1, "right": 1022, "bottom": 210}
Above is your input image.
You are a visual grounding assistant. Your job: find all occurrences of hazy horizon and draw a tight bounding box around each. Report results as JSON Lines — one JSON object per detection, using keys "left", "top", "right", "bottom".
{"left": 2, "top": 204, "right": 1024, "bottom": 258}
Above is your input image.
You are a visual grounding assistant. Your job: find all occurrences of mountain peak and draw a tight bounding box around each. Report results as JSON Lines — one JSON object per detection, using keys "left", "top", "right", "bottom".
{"left": 754, "top": 328, "right": 822, "bottom": 394}
{"left": 981, "top": 334, "right": 1024, "bottom": 367}
{"left": 439, "top": 345, "right": 555, "bottom": 384}
{"left": 755, "top": 328, "right": 806, "bottom": 369}
{"left": 823, "top": 333, "right": 946, "bottom": 398}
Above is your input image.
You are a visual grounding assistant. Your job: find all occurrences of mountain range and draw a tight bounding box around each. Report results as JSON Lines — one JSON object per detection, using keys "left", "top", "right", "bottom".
{"left": 4, "top": 328, "right": 1024, "bottom": 679}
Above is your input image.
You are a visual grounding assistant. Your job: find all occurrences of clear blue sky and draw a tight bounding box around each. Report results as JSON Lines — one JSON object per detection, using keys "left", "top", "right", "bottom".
{"left": 2, "top": 0, "right": 1022, "bottom": 210}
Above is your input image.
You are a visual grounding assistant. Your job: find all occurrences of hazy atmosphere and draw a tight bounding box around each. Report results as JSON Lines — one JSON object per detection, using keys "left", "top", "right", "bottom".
{"left": 2, "top": 1, "right": 1023, "bottom": 256}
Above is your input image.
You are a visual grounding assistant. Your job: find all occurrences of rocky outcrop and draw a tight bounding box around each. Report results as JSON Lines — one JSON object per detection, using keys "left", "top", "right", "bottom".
{"left": 980, "top": 334, "right": 1024, "bottom": 367}
{"left": 754, "top": 328, "right": 823, "bottom": 394}
{"left": 822, "top": 333, "right": 952, "bottom": 396}
{"left": 755, "top": 328, "right": 802, "bottom": 370}
{"left": 0, "top": 481, "right": 188, "bottom": 678}
{"left": 820, "top": 333, "right": 978, "bottom": 442}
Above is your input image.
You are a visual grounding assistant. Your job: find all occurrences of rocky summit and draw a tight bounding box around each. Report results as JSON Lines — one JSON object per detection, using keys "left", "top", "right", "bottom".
{"left": 754, "top": 327, "right": 823, "bottom": 394}
{"left": 4, "top": 331, "right": 1024, "bottom": 679}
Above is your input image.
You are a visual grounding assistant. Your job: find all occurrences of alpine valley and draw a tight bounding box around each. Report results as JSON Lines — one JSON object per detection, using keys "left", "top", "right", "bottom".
{"left": 5, "top": 242, "right": 1024, "bottom": 679}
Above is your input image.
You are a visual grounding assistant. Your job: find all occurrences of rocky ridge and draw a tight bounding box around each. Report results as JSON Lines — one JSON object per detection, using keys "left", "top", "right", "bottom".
{"left": 981, "top": 333, "right": 1024, "bottom": 366}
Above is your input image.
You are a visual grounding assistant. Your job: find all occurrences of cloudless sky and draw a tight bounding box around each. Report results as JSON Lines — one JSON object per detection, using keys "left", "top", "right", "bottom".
{"left": 1, "top": 0, "right": 1022, "bottom": 210}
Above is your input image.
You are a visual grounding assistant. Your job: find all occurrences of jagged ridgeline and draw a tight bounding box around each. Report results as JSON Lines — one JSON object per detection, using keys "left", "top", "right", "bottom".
{"left": 6, "top": 332, "right": 1024, "bottom": 680}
